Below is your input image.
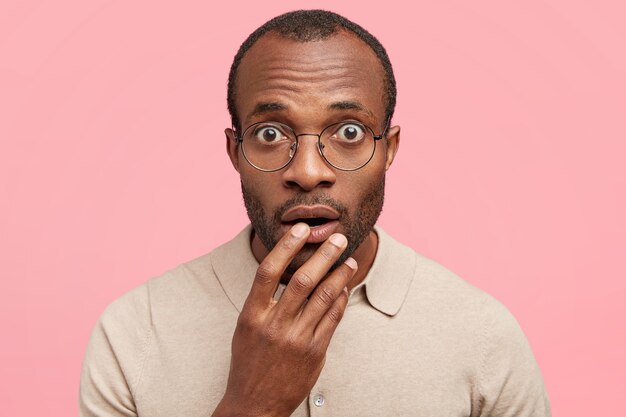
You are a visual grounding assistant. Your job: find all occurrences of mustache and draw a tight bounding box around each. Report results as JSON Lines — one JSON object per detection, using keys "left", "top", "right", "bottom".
{"left": 272, "top": 194, "right": 348, "bottom": 223}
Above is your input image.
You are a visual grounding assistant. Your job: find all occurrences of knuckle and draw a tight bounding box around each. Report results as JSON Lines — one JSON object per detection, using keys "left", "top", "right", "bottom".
{"left": 290, "top": 271, "right": 314, "bottom": 295}
{"left": 284, "top": 332, "right": 306, "bottom": 352}
{"left": 286, "top": 335, "right": 321, "bottom": 363}
{"left": 236, "top": 311, "right": 252, "bottom": 327}
{"left": 313, "top": 286, "right": 336, "bottom": 309}
{"left": 236, "top": 312, "right": 258, "bottom": 334}
{"left": 326, "top": 305, "right": 345, "bottom": 325}
{"left": 255, "top": 263, "right": 277, "bottom": 285}
{"left": 305, "top": 342, "right": 324, "bottom": 362}
{"left": 261, "top": 322, "right": 280, "bottom": 343}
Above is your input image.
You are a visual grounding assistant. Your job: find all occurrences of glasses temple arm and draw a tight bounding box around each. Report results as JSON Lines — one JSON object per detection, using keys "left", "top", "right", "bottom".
{"left": 374, "top": 116, "right": 392, "bottom": 140}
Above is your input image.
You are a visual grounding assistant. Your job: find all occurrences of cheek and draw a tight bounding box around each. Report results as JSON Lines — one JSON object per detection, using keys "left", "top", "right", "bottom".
{"left": 357, "top": 150, "right": 387, "bottom": 183}
{"left": 240, "top": 168, "right": 284, "bottom": 206}
{"left": 337, "top": 170, "right": 384, "bottom": 209}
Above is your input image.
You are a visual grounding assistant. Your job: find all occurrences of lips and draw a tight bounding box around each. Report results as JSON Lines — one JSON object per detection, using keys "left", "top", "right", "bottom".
{"left": 280, "top": 205, "right": 341, "bottom": 244}
{"left": 281, "top": 205, "right": 339, "bottom": 224}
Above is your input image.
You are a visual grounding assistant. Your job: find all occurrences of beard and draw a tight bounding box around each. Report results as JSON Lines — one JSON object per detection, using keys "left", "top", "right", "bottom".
{"left": 241, "top": 175, "right": 386, "bottom": 276}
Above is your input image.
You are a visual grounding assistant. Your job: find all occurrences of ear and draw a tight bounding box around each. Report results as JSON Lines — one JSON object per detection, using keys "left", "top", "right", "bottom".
{"left": 225, "top": 128, "right": 241, "bottom": 172}
{"left": 383, "top": 125, "right": 400, "bottom": 171}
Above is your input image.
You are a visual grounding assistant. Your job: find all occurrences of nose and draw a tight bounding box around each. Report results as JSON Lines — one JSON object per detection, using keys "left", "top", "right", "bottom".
{"left": 281, "top": 135, "right": 336, "bottom": 191}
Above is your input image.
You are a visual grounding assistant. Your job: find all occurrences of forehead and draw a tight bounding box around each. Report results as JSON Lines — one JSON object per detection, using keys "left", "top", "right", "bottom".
{"left": 234, "top": 31, "right": 387, "bottom": 127}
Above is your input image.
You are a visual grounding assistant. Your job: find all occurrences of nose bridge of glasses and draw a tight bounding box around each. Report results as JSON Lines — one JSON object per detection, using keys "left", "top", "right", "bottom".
{"left": 295, "top": 132, "right": 322, "bottom": 139}
{"left": 292, "top": 133, "right": 325, "bottom": 157}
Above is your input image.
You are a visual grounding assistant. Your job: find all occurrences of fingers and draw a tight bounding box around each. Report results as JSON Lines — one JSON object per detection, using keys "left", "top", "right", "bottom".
{"left": 276, "top": 233, "right": 348, "bottom": 318}
{"left": 245, "top": 223, "right": 310, "bottom": 311}
{"left": 299, "top": 257, "right": 357, "bottom": 329}
{"left": 313, "top": 280, "right": 351, "bottom": 347}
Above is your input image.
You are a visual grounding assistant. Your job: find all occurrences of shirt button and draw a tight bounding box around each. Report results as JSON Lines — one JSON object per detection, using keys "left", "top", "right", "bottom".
{"left": 313, "top": 394, "right": 325, "bottom": 407}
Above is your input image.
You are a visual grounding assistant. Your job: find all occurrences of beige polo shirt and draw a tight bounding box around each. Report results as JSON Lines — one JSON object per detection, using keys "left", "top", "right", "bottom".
{"left": 80, "top": 225, "right": 551, "bottom": 416}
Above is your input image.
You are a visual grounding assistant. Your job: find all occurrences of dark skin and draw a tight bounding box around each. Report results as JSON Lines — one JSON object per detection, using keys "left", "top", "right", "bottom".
{"left": 213, "top": 31, "right": 400, "bottom": 417}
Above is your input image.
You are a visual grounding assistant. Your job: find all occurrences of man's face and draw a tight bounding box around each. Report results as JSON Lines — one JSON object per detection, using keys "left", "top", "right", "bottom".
{"left": 226, "top": 31, "right": 400, "bottom": 273}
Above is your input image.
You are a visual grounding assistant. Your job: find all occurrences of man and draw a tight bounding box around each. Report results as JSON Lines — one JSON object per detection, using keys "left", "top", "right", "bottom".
{"left": 80, "top": 10, "right": 551, "bottom": 417}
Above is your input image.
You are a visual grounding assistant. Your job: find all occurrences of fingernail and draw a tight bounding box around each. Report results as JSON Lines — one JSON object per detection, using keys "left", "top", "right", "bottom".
{"left": 344, "top": 257, "right": 357, "bottom": 270}
{"left": 329, "top": 233, "right": 347, "bottom": 247}
{"left": 292, "top": 223, "right": 308, "bottom": 237}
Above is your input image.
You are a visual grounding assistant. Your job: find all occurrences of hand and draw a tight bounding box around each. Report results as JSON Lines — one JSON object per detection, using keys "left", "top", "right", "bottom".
{"left": 212, "top": 223, "right": 358, "bottom": 417}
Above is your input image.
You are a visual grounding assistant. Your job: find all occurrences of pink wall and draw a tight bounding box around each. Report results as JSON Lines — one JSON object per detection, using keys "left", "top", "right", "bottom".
{"left": 1, "top": 1, "right": 624, "bottom": 415}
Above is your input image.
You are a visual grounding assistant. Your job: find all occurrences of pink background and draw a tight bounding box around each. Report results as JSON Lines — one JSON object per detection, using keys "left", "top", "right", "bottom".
{"left": 1, "top": 1, "right": 624, "bottom": 415}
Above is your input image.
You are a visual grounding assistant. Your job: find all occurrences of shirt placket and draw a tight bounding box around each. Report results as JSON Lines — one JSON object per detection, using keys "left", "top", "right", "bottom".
{"left": 308, "top": 383, "right": 329, "bottom": 417}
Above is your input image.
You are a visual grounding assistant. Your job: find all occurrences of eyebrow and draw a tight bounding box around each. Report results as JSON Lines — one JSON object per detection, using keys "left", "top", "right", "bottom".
{"left": 247, "top": 100, "right": 374, "bottom": 119}
{"left": 328, "top": 100, "right": 374, "bottom": 117}
{"left": 250, "top": 102, "right": 288, "bottom": 118}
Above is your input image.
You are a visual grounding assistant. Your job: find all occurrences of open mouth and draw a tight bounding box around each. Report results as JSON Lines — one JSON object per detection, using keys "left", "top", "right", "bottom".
{"left": 284, "top": 217, "right": 333, "bottom": 228}
{"left": 280, "top": 205, "right": 341, "bottom": 243}
{"left": 281, "top": 205, "right": 340, "bottom": 229}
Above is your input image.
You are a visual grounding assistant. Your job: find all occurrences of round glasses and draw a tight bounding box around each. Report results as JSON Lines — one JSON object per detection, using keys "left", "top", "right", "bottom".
{"left": 235, "top": 120, "right": 387, "bottom": 172}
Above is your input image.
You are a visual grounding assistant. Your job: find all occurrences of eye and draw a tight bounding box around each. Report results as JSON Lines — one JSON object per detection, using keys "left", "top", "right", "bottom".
{"left": 336, "top": 123, "right": 366, "bottom": 142}
{"left": 253, "top": 125, "right": 287, "bottom": 143}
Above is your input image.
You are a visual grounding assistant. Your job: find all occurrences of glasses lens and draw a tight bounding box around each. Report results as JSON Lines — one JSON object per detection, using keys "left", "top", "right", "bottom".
{"left": 320, "top": 122, "right": 376, "bottom": 170}
{"left": 241, "top": 122, "right": 295, "bottom": 171}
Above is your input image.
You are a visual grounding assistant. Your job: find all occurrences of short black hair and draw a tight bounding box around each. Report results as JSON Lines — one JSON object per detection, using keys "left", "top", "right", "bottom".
{"left": 227, "top": 9, "right": 397, "bottom": 132}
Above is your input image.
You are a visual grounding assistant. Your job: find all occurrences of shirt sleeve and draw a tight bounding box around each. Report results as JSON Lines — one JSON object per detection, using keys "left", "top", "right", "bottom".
{"left": 79, "top": 285, "right": 152, "bottom": 417}
{"left": 474, "top": 299, "right": 552, "bottom": 417}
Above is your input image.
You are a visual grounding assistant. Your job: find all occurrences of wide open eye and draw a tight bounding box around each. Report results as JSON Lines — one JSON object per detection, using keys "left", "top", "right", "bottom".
{"left": 253, "top": 125, "right": 285, "bottom": 143}
{"left": 335, "top": 122, "right": 366, "bottom": 142}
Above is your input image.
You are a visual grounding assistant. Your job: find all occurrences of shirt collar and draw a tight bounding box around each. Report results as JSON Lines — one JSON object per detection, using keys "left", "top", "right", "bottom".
{"left": 211, "top": 224, "right": 417, "bottom": 316}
